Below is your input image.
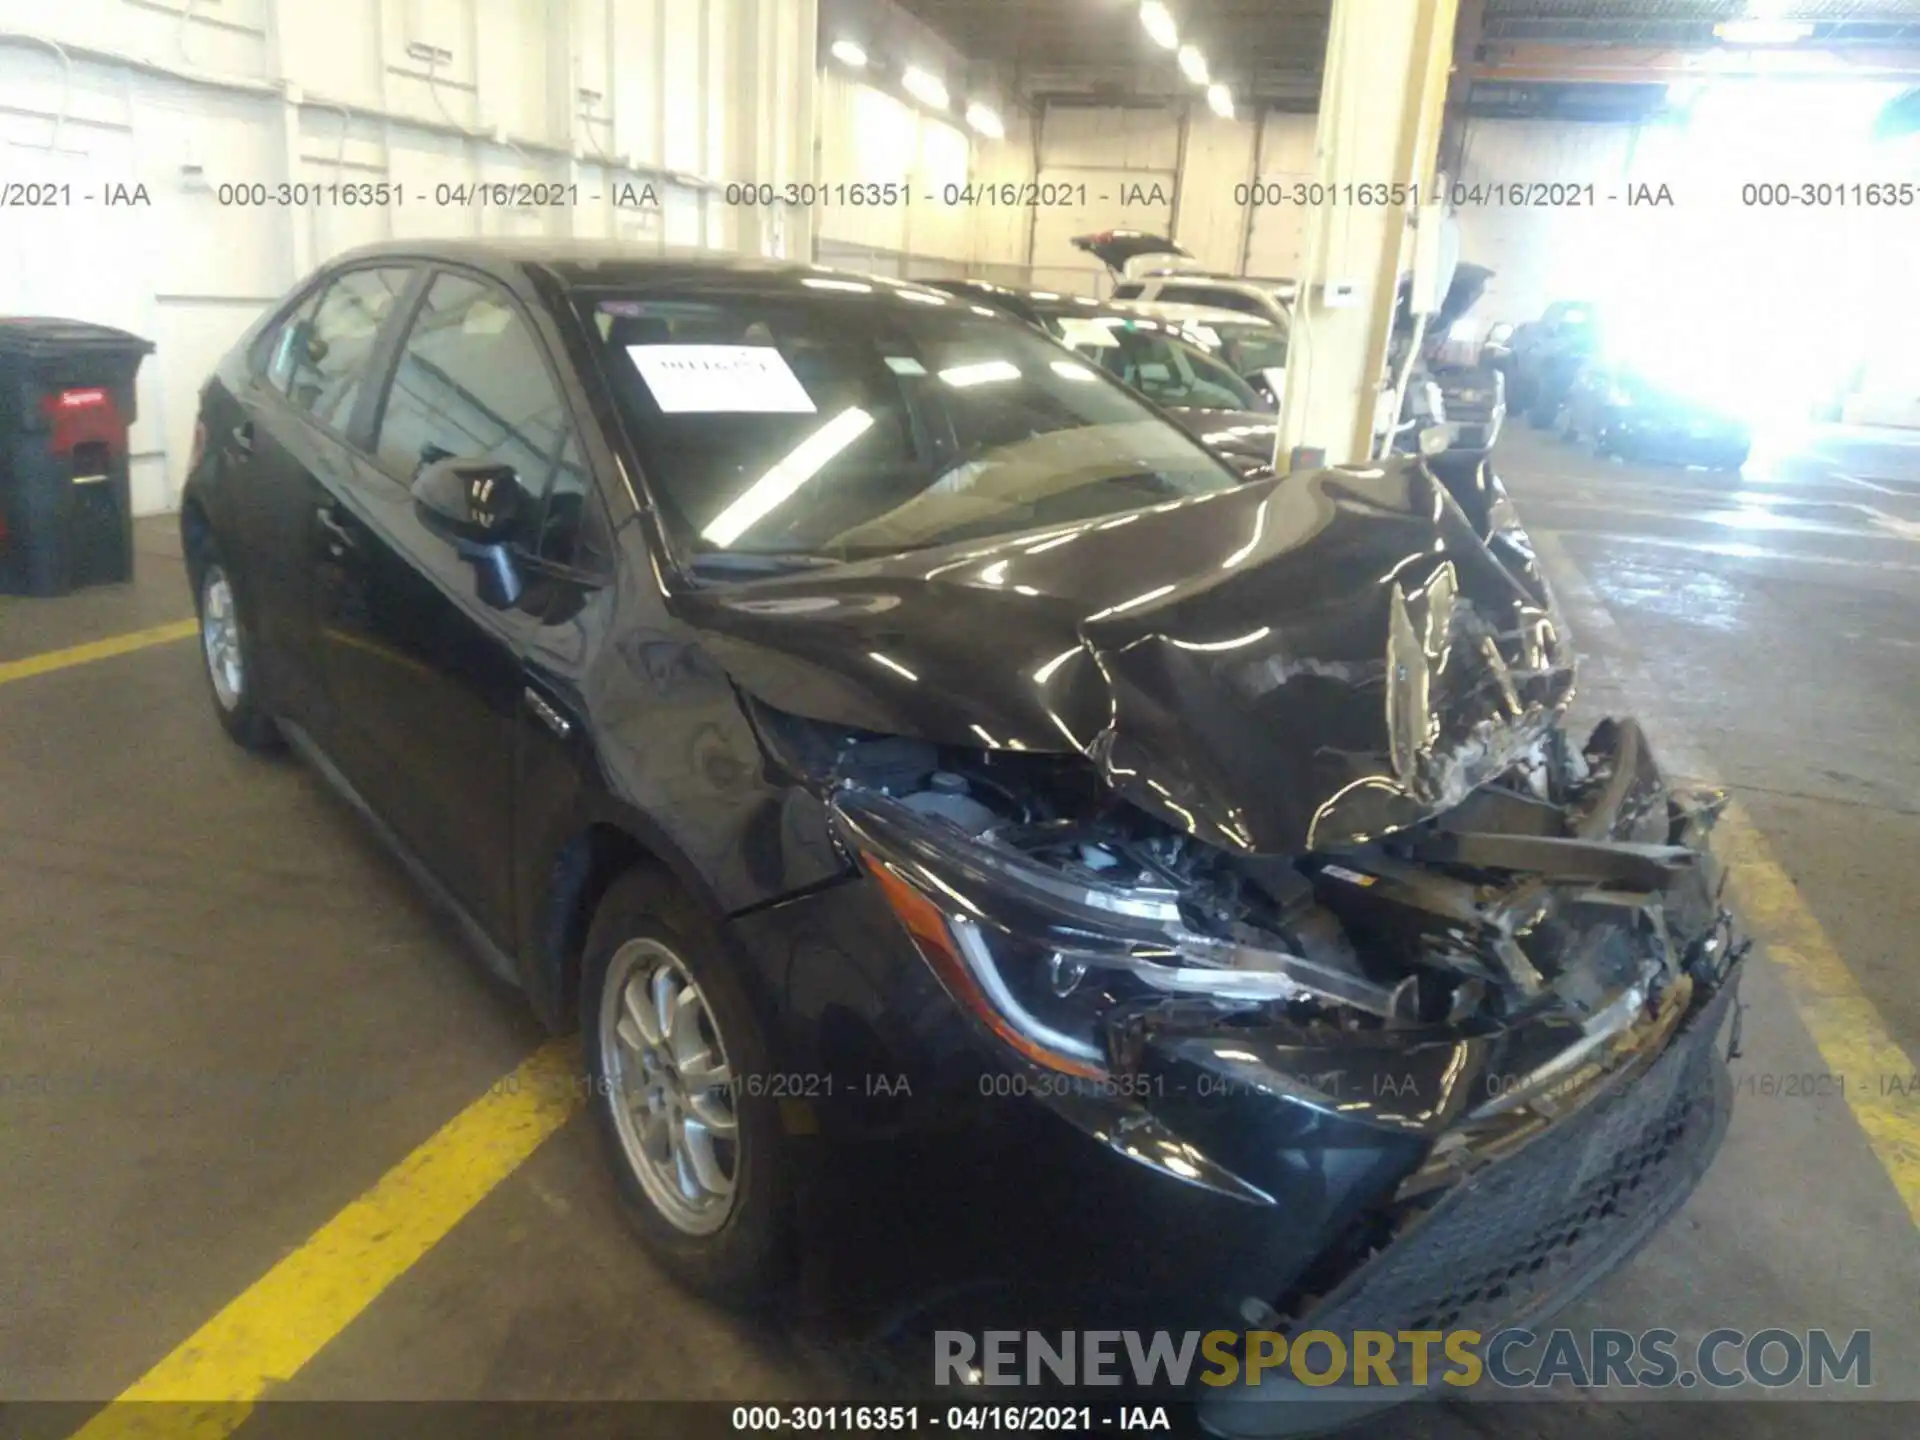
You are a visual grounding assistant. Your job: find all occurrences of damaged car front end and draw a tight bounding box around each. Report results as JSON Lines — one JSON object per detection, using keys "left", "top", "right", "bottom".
{"left": 690, "top": 457, "right": 1746, "bottom": 1430}
{"left": 577, "top": 280, "right": 1745, "bottom": 1432}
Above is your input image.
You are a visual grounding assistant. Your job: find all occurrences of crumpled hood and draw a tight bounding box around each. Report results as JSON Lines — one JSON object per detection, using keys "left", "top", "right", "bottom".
{"left": 671, "top": 458, "right": 1575, "bottom": 855}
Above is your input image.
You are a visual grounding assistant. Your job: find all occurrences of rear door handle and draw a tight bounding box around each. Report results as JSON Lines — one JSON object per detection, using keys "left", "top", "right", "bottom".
{"left": 315, "top": 505, "right": 357, "bottom": 551}
{"left": 523, "top": 688, "right": 572, "bottom": 739}
{"left": 230, "top": 422, "right": 253, "bottom": 456}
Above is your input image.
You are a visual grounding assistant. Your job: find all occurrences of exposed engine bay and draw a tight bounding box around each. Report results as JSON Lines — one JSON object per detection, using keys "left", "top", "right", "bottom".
{"left": 786, "top": 706, "right": 1746, "bottom": 1158}
{"left": 717, "top": 454, "right": 1747, "bottom": 1219}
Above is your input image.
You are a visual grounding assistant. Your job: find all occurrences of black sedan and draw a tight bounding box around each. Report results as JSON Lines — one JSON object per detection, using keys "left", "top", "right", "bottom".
{"left": 182, "top": 241, "right": 1746, "bottom": 1432}
{"left": 926, "top": 278, "right": 1280, "bottom": 474}
{"left": 1559, "top": 362, "right": 1753, "bottom": 470}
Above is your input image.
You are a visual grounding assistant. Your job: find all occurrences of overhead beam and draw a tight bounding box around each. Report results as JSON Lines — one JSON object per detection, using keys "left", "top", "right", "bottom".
{"left": 1468, "top": 42, "right": 1920, "bottom": 85}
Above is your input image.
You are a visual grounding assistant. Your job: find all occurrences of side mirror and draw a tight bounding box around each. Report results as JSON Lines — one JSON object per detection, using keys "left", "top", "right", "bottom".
{"left": 1258, "top": 366, "right": 1287, "bottom": 408}
{"left": 410, "top": 457, "right": 531, "bottom": 547}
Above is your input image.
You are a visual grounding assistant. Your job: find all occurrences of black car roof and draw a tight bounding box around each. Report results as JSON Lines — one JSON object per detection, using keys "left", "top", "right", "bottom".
{"left": 316, "top": 238, "right": 969, "bottom": 303}
{"left": 925, "top": 278, "right": 1178, "bottom": 328}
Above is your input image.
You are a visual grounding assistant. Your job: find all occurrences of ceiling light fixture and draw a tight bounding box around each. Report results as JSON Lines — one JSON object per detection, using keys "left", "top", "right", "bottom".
{"left": 830, "top": 39, "right": 867, "bottom": 68}
{"left": 965, "top": 102, "right": 1006, "bottom": 139}
{"left": 1714, "top": 18, "right": 1814, "bottom": 44}
{"left": 1206, "top": 82, "right": 1234, "bottom": 119}
{"left": 1177, "top": 44, "right": 1209, "bottom": 86}
{"left": 1140, "top": 2, "right": 1179, "bottom": 51}
{"left": 902, "top": 66, "right": 949, "bottom": 110}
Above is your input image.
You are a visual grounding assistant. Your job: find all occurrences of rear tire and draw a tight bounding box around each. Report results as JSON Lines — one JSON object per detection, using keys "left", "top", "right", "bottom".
{"left": 581, "top": 866, "right": 796, "bottom": 1305}
{"left": 194, "top": 545, "right": 280, "bottom": 752}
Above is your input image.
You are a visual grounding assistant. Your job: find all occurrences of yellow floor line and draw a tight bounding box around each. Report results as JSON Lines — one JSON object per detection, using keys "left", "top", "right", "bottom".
{"left": 1714, "top": 803, "right": 1920, "bottom": 1225}
{"left": 69, "top": 1039, "right": 583, "bottom": 1439}
{"left": 1534, "top": 528, "right": 1920, "bottom": 1229}
{"left": 0, "top": 620, "right": 198, "bottom": 687}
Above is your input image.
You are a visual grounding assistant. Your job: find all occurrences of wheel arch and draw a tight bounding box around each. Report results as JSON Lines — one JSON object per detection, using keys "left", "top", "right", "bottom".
{"left": 179, "top": 495, "right": 214, "bottom": 594}
{"left": 531, "top": 801, "right": 743, "bottom": 1035}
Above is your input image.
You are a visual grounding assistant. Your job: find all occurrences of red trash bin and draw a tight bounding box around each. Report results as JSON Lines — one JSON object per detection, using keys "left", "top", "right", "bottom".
{"left": 0, "top": 317, "right": 155, "bottom": 596}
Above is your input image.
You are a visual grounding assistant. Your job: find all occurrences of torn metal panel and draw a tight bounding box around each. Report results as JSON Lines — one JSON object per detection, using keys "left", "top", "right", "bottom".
{"left": 678, "top": 456, "right": 1576, "bottom": 857}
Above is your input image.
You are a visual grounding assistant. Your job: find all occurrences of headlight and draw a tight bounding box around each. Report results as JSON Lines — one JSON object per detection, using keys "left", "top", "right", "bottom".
{"left": 837, "top": 790, "right": 1408, "bottom": 1077}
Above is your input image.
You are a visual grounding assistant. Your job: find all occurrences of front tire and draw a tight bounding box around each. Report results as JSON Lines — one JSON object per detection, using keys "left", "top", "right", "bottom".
{"left": 195, "top": 548, "right": 280, "bottom": 751}
{"left": 582, "top": 866, "right": 796, "bottom": 1304}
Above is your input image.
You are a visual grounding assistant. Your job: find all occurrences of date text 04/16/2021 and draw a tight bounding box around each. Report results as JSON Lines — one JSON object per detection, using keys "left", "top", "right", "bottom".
{"left": 729, "top": 1405, "right": 1175, "bottom": 1432}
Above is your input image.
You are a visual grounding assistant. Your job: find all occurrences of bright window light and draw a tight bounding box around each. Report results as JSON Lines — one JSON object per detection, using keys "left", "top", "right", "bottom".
{"left": 1715, "top": 19, "right": 1815, "bottom": 44}
{"left": 830, "top": 39, "right": 868, "bottom": 68}
{"left": 1177, "top": 45, "right": 1209, "bottom": 86}
{"left": 701, "top": 408, "right": 876, "bottom": 547}
{"left": 1140, "top": 2, "right": 1178, "bottom": 51}
{"left": 965, "top": 102, "right": 1005, "bottom": 139}
{"left": 939, "top": 359, "right": 1021, "bottom": 388}
{"left": 868, "top": 651, "right": 919, "bottom": 682}
{"left": 1206, "top": 82, "right": 1234, "bottom": 118}
{"left": 902, "top": 66, "right": 949, "bottom": 110}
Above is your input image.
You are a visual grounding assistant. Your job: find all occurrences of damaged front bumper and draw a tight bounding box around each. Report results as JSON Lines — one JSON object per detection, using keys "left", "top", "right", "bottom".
{"left": 825, "top": 714, "right": 1749, "bottom": 1426}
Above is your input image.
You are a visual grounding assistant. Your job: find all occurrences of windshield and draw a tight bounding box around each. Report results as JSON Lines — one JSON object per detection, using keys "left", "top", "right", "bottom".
{"left": 579, "top": 291, "right": 1240, "bottom": 559}
{"left": 1192, "top": 320, "right": 1289, "bottom": 378}
{"left": 1044, "top": 314, "right": 1262, "bottom": 410}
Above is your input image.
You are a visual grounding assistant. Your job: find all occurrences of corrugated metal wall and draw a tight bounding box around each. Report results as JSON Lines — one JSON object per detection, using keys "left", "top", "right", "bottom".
{"left": 0, "top": 0, "right": 816, "bottom": 514}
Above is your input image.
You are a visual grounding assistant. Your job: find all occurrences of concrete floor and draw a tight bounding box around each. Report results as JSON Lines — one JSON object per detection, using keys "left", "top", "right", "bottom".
{"left": 1, "top": 428, "right": 1915, "bottom": 1436}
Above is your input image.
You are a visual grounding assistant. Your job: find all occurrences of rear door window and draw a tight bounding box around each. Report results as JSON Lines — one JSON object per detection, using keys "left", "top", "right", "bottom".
{"left": 277, "top": 267, "right": 415, "bottom": 432}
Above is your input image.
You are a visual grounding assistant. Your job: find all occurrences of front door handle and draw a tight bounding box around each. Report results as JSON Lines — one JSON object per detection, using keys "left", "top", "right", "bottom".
{"left": 230, "top": 422, "right": 253, "bottom": 456}
{"left": 523, "top": 688, "right": 572, "bottom": 739}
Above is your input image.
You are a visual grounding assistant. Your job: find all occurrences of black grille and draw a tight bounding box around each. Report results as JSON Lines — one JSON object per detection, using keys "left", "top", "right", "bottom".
{"left": 1294, "top": 987, "right": 1735, "bottom": 1357}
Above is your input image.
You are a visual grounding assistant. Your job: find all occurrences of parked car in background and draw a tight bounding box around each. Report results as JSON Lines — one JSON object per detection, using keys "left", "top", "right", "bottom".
{"left": 1070, "top": 229, "right": 1297, "bottom": 327}
{"left": 1508, "top": 300, "right": 1603, "bottom": 426}
{"left": 1558, "top": 360, "right": 1753, "bottom": 470}
{"left": 1418, "top": 263, "right": 1505, "bottom": 457}
{"left": 1074, "top": 229, "right": 1495, "bottom": 463}
{"left": 928, "top": 280, "right": 1280, "bottom": 475}
{"left": 1106, "top": 300, "right": 1292, "bottom": 405}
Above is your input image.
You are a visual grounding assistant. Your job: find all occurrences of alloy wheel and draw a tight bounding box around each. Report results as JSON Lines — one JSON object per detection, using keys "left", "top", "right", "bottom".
{"left": 200, "top": 566, "right": 244, "bottom": 712}
{"left": 599, "top": 937, "right": 740, "bottom": 1236}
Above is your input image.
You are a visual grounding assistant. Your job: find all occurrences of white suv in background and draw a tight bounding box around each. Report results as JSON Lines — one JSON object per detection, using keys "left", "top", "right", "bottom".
{"left": 1072, "top": 230, "right": 1297, "bottom": 327}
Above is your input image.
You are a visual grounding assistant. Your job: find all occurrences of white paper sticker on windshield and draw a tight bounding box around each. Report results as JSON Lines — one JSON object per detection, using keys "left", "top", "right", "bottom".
{"left": 1055, "top": 317, "right": 1121, "bottom": 350}
{"left": 627, "top": 344, "right": 817, "bottom": 414}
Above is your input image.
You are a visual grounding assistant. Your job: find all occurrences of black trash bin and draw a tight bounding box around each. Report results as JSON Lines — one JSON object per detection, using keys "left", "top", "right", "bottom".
{"left": 0, "top": 317, "right": 155, "bottom": 597}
